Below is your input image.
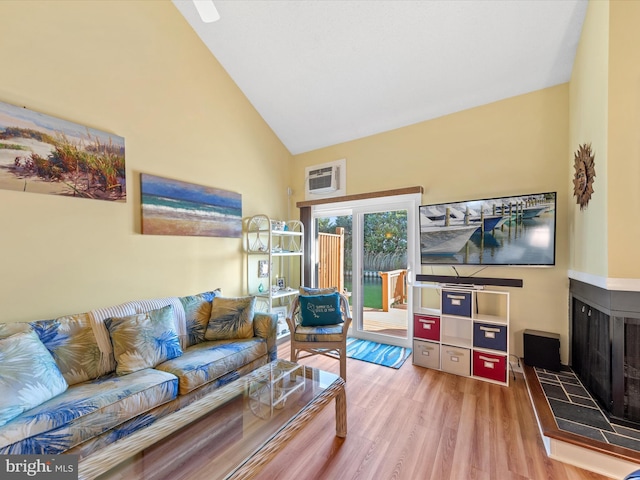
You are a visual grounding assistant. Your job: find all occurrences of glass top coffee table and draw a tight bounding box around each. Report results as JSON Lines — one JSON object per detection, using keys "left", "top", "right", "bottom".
{"left": 78, "top": 359, "right": 346, "bottom": 480}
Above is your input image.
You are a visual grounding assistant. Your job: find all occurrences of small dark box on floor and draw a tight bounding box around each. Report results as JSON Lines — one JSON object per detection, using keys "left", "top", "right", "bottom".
{"left": 523, "top": 329, "right": 560, "bottom": 371}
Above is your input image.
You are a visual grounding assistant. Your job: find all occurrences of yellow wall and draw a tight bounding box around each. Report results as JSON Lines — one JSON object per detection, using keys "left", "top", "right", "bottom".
{"left": 568, "top": 0, "right": 609, "bottom": 278}
{"left": 569, "top": 0, "right": 640, "bottom": 282}
{"left": 293, "top": 86, "right": 571, "bottom": 360}
{"left": 608, "top": 0, "right": 640, "bottom": 278}
{"left": 0, "top": 1, "right": 291, "bottom": 322}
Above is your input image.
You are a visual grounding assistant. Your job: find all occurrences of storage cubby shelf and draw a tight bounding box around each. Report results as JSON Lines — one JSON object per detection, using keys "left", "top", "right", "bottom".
{"left": 441, "top": 337, "right": 472, "bottom": 349}
{"left": 413, "top": 307, "right": 440, "bottom": 317}
{"left": 412, "top": 283, "right": 510, "bottom": 386}
{"left": 474, "top": 313, "right": 508, "bottom": 325}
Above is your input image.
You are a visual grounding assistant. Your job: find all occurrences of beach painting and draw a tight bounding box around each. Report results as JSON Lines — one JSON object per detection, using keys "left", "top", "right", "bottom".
{"left": 140, "top": 173, "right": 242, "bottom": 238}
{"left": 0, "top": 99, "right": 126, "bottom": 201}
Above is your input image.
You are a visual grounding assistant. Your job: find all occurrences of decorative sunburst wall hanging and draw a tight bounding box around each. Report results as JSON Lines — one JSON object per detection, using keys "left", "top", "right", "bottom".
{"left": 572, "top": 143, "right": 596, "bottom": 210}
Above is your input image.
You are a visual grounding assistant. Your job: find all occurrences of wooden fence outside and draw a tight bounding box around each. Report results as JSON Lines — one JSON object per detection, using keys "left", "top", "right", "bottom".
{"left": 378, "top": 269, "right": 407, "bottom": 312}
{"left": 318, "top": 227, "right": 344, "bottom": 293}
{"left": 318, "top": 228, "right": 407, "bottom": 313}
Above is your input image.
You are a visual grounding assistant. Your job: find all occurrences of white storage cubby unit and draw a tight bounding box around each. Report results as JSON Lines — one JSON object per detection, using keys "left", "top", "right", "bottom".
{"left": 245, "top": 215, "right": 304, "bottom": 340}
{"left": 412, "top": 282, "right": 510, "bottom": 386}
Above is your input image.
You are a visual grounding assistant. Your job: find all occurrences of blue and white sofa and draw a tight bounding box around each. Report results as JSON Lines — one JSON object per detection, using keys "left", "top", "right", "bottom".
{"left": 0, "top": 290, "right": 277, "bottom": 459}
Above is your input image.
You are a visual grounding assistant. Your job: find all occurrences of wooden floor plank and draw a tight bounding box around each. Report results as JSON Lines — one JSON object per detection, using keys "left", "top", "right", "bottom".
{"left": 252, "top": 341, "right": 614, "bottom": 480}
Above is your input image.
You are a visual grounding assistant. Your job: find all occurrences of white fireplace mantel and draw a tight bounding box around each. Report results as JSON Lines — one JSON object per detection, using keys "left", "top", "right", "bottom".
{"left": 568, "top": 270, "right": 640, "bottom": 293}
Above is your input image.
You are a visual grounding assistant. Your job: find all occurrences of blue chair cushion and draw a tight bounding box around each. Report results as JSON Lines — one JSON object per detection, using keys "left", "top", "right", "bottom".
{"left": 299, "top": 293, "right": 343, "bottom": 327}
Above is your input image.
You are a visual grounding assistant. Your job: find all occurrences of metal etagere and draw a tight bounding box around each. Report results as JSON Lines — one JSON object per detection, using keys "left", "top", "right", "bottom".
{"left": 245, "top": 214, "right": 304, "bottom": 339}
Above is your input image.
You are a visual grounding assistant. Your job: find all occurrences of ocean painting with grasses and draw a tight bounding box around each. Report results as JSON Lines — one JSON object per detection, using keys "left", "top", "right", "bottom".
{"left": 0, "top": 99, "right": 125, "bottom": 201}
{"left": 141, "top": 173, "right": 242, "bottom": 238}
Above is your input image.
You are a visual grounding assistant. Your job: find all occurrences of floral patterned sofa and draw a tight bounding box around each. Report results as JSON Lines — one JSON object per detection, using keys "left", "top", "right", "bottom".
{"left": 0, "top": 290, "right": 277, "bottom": 459}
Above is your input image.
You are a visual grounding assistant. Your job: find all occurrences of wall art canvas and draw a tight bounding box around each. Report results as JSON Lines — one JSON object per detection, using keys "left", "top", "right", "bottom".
{"left": 0, "top": 99, "right": 125, "bottom": 201}
{"left": 141, "top": 173, "right": 242, "bottom": 238}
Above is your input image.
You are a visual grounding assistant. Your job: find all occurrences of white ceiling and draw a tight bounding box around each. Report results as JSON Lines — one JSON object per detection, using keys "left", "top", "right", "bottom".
{"left": 172, "top": 0, "right": 588, "bottom": 155}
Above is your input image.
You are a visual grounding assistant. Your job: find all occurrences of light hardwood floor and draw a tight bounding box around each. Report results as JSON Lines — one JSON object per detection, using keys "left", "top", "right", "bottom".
{"left": 253, "top": 341, "right": 611, "bottom": 480}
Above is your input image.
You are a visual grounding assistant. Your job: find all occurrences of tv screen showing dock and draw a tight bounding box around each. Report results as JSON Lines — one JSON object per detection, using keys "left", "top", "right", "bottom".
{"left": 419, "top": 192, "right": 556, "bottom": 266}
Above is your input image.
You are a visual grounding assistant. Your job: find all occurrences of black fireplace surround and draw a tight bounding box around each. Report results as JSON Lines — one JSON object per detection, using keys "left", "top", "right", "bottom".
{"left": 570, "top": 279, "right": 640, "bottom": 428}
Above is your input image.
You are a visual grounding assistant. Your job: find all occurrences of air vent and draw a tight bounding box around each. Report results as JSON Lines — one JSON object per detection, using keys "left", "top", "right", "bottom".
{"left": 304, "top": 158, "right": 347, "bottom": 200}
{"left": 308, "top": 166, "right": 338, "bottom": 193}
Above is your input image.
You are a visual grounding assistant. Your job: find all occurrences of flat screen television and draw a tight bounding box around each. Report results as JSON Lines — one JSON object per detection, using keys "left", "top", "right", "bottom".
{"left": 419, "top": 192, "right": 556, "bottom": 266}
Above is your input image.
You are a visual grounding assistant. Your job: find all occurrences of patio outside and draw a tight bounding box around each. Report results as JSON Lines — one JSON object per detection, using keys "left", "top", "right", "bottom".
{"left": 317, "top": 212, "right": 408, "bottom": 339}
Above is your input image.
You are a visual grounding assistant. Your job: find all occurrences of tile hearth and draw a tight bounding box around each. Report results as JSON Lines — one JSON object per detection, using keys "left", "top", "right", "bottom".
{"left": 535, "top": 366, "right": 640, "bottom": 453}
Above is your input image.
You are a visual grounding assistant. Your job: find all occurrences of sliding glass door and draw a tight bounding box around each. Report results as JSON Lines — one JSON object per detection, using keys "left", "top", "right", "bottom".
{"left": 312, "top": 194, "right": 419, "bottom": 348}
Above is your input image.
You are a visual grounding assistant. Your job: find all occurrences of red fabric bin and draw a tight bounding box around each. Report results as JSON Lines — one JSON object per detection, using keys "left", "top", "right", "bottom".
{"left": 414, "top": 314, "right": 440, "bottom": 341}
{"left": 473, "top": 350, "right": 506, "bottom": 383}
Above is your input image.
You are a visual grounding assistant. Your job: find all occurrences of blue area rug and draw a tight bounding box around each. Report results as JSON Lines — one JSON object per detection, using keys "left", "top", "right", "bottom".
{"left": 346, "top": 337, "right": 412, "bottom": 369}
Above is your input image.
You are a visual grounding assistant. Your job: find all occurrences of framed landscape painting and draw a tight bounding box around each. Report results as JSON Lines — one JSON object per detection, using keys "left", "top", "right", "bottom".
{"left": 0, "top": 99, "right": 125, "bottom": 201}
{"left": 140, "top": 173, "right": 242, "bottom": 238}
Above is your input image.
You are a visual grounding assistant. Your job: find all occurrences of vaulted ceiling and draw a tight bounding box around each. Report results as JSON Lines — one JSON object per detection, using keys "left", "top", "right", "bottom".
{"left": 173, "top": 0, "right": 588, "bottom": 155}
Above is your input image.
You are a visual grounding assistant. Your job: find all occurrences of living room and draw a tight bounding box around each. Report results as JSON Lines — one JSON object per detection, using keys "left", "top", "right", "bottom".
{"left": 0, "top": 0, "right": 638, "bottom": 479}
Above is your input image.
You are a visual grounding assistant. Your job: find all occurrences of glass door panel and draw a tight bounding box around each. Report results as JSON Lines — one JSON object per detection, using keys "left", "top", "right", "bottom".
{"left": 356, "top": 209, "right": 409, "bottom": 345}
{"left": 312, "top": 195, "right": 418, "bottom": 350}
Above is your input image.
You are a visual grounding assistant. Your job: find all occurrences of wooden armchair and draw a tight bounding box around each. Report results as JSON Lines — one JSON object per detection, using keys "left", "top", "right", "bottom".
{"left": 286, "top": 291, "right": 352, "bottom": 380}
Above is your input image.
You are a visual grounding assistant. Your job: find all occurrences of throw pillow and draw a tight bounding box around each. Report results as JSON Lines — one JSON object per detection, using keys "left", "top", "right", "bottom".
{"left": 30, "top": 313, "right": 102, "bottom": 386}
{"left": 299, "top": 286, "right": 338, "bottom": 296}
{"left": 0, "top": 330, "right": 68, "bottom": 427}
{"left": 205, "top": 296, "right": 256, "bottom": 341}
{"left": 105, "top": 304, "right": 183, "bottom": 375}
{"left": 0, "top": 322, "right": 32, "bottom": 340}
{"left": 299, "top": 292, "right": 343, "bottom": 327}
{"left": 180, "top": 289, "right": 222, "bottom": 346}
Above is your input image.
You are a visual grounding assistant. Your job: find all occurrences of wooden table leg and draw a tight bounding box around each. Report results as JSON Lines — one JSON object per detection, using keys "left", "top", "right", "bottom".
{"left": 335, "top": 381, "right": 347, "bottom": 438}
